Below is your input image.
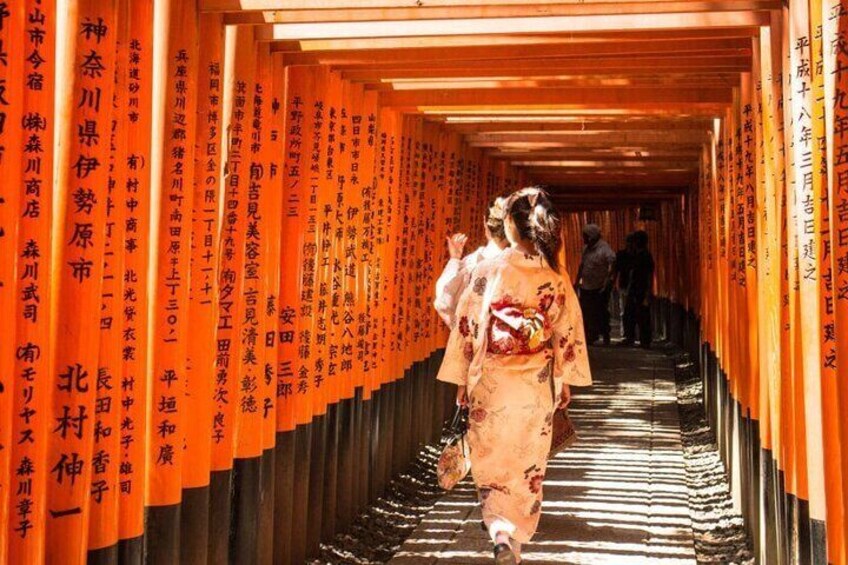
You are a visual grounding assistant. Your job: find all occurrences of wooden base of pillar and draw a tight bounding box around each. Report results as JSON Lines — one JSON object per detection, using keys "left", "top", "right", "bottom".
{"left": 180, "top": 485, "right": 210, "bottom": 565}
{"left": 273, "top": 431, "right": 296, "bottom": 565}
{"left": 146, "top": 504, "right": 181, "bottom": 564}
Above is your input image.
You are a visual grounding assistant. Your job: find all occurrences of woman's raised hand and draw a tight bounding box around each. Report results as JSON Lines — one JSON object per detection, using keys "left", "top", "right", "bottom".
{"left": 447, "top": 233, "right": 468, "bottom": 260}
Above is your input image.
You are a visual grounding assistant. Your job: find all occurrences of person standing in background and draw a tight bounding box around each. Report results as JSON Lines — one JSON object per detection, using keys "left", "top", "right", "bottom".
{"left": 574, "top": 223, "right": 615, "bottom": 345}
{"left": 613, "top": 233, "right": 636, "bottom": 344}
{"left": 626, "top": 230, "right": 655, "bottom": 348}
{"left": 434, "top": 196, "right": 509, "bottom": 329}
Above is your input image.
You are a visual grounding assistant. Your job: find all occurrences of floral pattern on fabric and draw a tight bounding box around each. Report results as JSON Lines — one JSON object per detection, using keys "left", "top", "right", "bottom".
{"left": 473, "top": 276, "right": 488, "bottom": 295}
{"left": 537, "top": 362, "right": 552, "bottom": 384}
{"left": 437, "top": 439, "right": 470, "bottom": 491}
{"left": 458, "top": 316, "right": 470, "bottom": 338}
{"left": 463, "top": 342, "right": 474, "bottom": 362}
{"left": 470, "top": 406, "right": 488, "bottom": 423}
{"left": 435, "top": 248, "right": 592, "bottom": 543}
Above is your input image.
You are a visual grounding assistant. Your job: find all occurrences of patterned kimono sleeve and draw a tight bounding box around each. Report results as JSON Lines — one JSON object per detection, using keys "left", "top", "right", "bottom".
{"left": 434, "top": 257, "right": 469, "bottom": 328}
{"left": 551, "top": 279, "right": 592, "bottom": 388}
{"left": 436, "top": 276, "right": 478, "bottom": 387}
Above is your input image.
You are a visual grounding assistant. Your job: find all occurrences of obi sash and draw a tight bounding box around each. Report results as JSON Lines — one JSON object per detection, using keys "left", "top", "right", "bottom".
{"left": 487, "top": 297, "right": 553, "bottom": 355}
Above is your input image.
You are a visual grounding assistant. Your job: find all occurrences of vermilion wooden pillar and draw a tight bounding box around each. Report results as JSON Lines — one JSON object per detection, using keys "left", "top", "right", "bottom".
{"left": 330, "top": 74, "right": 353, "bottom": 539}
{"left": 788, "top": 2, "right": 826, "bottom": 560}
{"left": 231, "top": 30, "right": 264, "bottom": 565}
{"left": 209, "top": 22, "right": 257, "bottom": 565}
{"left": 208, "top": 23, "right": 239, "bottom": 565}
{"left": 257, "top": 46, "right": 285, "bottom": 565}
{"left": 146, "top": 0, "right": 199, "bottom": 561}
{"left": 8, "top": 1, "right": 53, "bottom": 562}
{"left": 180, "top": 11, "right": 224, "bottom": 565}
{"left": 826, "top": 3, "right": 848, "bottom": 563}
{"left": 87, "top": 2, "right": 130, "bottom": 561}
{"left": 810, "top": 2, "right": 845, "bottom": 561}
{"left": 45, "top": 2, "right": 118, "bottom": 563}
{"left": 356, "top": 89, "right": 380, "bottom": 515}
{"left": 0, "top": 0, "right": 24, "bottom": 549}
{"left": 273, "top": 62, "right": 314, "bottom": 565}
{"left": 116, "top": 3, "right": 152, "bottom": 563}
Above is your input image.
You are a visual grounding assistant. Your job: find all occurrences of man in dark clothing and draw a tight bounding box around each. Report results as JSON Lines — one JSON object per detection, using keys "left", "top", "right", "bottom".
{"left": 612, "top": 233, "right": 635, "bottom": 342}
{"left": 624, "top": 230, "right": 655, "bottom": 348}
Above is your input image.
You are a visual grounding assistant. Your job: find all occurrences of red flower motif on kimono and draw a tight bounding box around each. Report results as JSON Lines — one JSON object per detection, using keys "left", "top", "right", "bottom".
{"left": 473, "top": 276, "right": 488, "bottom": 295}
{"left": 529, "top": 474, "right": 544, "bottom": 494}
{"left": 481, "top": 483, "right": 511, "bottom": 496}
{"left": 463, "top": 342, "right": 474, "bottom": 361}
{"left": 537, "top": 363, "right": 552, "bottom": 383}
{"left": 530, "top": 500, "right": 542, "bottom": 515}
{"left": 458, "top": 316, "right": 470, "bottom": 337}
{"left": 470, "top": 407, "right": 487, "bottom": 423}
{"left": 542, "top": 412, "right": 553, "bottom": 435}
{"left": 539, "top": 293, "right": 555, "bottom": 312}
{"left": 563, "top": 343, "right": 577, "bottom": 364}
{"left": 556, "top": 293, "right": 566, "bottom": 307}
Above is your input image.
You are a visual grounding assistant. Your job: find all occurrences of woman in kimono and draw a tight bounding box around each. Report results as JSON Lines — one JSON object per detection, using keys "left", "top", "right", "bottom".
{"left": 434, "top": 196, "right": 509, "bottom": 328}
{"left": 437, "top": 187, "right": 592, "bottom": 564}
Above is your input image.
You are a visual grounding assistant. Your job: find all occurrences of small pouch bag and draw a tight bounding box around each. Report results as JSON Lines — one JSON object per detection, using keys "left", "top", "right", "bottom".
{"left": 437, "top": 404, "right": 471, "bottom": 490}
{"left": 547, "top": 358, "right": 578, "bottom": 458}
{"left": 549, "top": 406, "right": 578, "bottom": 457}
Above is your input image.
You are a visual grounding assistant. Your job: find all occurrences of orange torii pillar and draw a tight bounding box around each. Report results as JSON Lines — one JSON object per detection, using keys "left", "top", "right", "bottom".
{"left": 179, "top": 10, "right": 224, "bottom": 565}
{"left": 87, "top": 0, "right": 130, "bottom": 559}
{"left": 146, "top": 0, "right": 199, "bottom": 561}
{"left": 8, "top": 1, "right": 51, "bottom": 563}
{"left": 827, "top": 4, "right": 848, "bottom": 564}
{"left": 0, "top": 1, "right": 24, "bottom": 556}
{"left": 46, "top": 3, "right": 118, "bottom": 564}
{"left": 116, "top": 2, "right": 154, "bottom": 563}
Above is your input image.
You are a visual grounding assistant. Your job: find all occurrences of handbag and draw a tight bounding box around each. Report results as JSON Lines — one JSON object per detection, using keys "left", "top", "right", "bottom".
{"left": 437, "top": 404, "right": 471, "bottom": 490}
{"left": 547, "top": 358, "right": 578, "bottom": 458}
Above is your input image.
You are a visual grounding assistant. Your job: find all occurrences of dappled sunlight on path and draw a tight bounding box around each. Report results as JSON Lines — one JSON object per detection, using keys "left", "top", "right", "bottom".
{"left": 390, "top": 345, "right": 697, "bottom": 565}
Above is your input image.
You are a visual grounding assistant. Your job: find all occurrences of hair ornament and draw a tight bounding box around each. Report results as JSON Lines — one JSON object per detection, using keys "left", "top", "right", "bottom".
{"left": 490, "top": 196, "right": 507, "bottom": 220}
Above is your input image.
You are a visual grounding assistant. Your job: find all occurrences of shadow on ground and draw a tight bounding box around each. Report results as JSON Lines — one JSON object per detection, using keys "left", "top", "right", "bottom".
{"left": 315, "top": 341, "right": 750, "bottom": 564}
{"left": 390, "top": 344, "right": 700, "bottom": 565}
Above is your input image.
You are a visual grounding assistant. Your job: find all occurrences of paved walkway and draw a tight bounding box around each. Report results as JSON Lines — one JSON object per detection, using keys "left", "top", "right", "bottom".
{"left": 390, "top": 345, "right": 698, "bottom": 564}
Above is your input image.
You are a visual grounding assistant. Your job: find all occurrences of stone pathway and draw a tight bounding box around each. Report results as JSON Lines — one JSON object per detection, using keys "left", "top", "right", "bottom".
{"left": 390, "top": 345, "right": 699, "bottom": 565}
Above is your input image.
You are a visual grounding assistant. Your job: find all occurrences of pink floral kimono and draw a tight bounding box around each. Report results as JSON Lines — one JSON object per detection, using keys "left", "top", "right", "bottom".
{"left": 437, "top": 248, "right": 592, "bottom": 543}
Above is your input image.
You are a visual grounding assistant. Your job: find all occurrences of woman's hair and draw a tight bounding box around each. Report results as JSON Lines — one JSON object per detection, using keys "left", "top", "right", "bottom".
{"left": 504, "top": 187, "right": 563, "bottom": 271}
{"left": 485, "top": 196, "right": 507, "bottom": 242}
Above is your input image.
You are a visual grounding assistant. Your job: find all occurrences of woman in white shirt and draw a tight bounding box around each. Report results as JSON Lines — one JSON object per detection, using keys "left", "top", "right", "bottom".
{"left": 434, "top": 196, "right": 509, "bottom": 328}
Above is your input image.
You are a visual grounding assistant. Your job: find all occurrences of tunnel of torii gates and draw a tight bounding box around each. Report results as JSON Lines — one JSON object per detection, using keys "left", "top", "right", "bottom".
{"left": 2, "top": 0, "right": 848, "bottom": 564}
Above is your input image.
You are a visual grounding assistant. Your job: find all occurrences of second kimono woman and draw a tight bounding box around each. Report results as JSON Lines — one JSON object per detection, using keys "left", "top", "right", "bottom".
{"left": 434, "top": 196, "right": 509, "bottom": 329}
